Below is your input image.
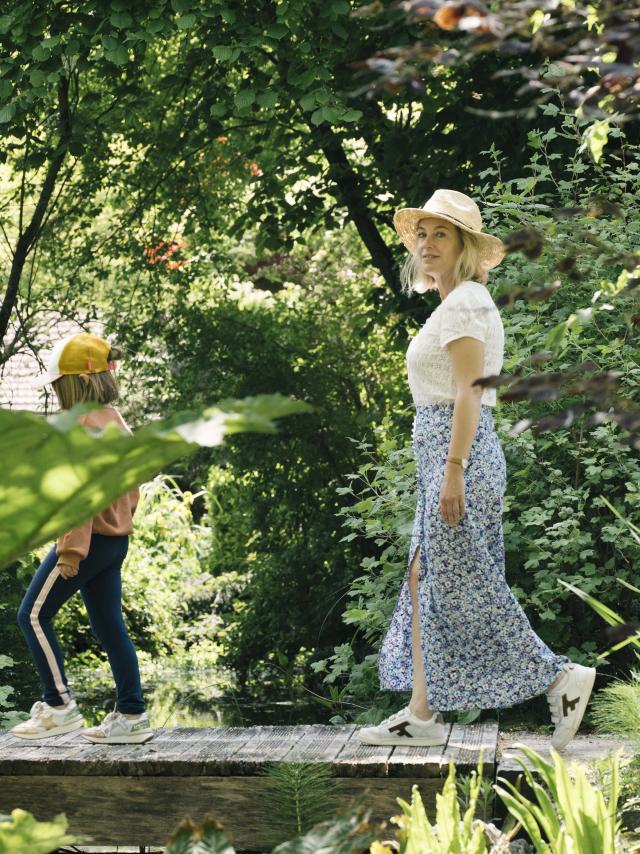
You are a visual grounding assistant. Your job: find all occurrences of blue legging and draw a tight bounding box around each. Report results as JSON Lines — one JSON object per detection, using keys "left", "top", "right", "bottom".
{"left": 17, "top": 533, "right": 145, "bottom": 714}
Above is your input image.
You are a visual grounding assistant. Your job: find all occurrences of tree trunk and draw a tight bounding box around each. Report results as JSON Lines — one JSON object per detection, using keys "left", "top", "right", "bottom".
{"left": 0, "top": 75, "right": 72, "bottom": 361}
{"left": 314, "top": 123, "right": 401, "bottom": 296}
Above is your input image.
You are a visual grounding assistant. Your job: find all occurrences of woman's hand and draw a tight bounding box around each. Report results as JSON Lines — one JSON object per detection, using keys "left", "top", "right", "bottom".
{"left": 56, "top": 561, "right": 78, "bottom": 580}
{"left": 439, "top": 464, "right": 465, "bottom": 526}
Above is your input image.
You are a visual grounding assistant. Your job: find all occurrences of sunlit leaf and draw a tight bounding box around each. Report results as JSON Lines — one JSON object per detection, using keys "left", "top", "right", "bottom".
{"left": 0, "top": 394, "right": 312, "bottom": 568}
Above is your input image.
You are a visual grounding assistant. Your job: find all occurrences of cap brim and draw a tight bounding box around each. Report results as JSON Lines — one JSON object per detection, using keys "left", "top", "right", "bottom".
{"left": 32, "top": 373, "right": 61, "bottom": 389}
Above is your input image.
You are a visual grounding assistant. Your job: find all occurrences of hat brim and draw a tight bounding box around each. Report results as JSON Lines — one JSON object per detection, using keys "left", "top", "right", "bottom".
{"left": 393, "top": 208, "right": 506, "bottom": 271}
{"left": 32, "top": 372, "right": 61, "bottom": 389}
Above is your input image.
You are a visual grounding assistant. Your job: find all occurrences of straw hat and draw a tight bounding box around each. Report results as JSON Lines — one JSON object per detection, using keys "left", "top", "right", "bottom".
{"left": 393, "top": 189, "right": 505, "bottom": 271}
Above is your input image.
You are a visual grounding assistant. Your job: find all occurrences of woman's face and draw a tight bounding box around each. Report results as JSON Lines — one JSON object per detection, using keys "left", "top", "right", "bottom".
{"left": 415, "top": 217, "right": 463, "bottom": 278}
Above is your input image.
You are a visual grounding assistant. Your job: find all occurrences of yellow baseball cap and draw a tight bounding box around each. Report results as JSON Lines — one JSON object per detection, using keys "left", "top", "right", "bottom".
{"left": 34, "top": 332, "right": 114, "bottom": 388}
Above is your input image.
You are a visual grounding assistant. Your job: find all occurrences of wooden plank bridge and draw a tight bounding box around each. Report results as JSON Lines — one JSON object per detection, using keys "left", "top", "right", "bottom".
{"left": 0, "top": 723, "right": 634, "bottom": 850}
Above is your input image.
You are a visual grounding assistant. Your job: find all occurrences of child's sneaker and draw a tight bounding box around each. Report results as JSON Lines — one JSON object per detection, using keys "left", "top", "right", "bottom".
{"left": 81, "top": 709, "right": 154, "bottom": 744}
{"left": 358, "top": 706, "right": 446, "bottom": 746}
{"left": 546, "top": 662, "right": 596, "bottom": 751}
{"left": 9, "top": 700, "right": 84, "bottom": 740}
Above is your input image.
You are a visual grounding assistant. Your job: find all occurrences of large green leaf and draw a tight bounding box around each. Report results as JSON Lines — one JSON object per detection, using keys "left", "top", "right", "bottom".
{"left": 0, "top": 394, "right": 312, "bottom": 569}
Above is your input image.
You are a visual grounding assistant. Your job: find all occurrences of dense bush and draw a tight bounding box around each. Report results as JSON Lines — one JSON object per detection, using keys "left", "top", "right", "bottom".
{"left": 111, "top": 231, "right": 411, "bottom": 686}
{"left": 0, "top": 563, "right": 41, "bottom": 713}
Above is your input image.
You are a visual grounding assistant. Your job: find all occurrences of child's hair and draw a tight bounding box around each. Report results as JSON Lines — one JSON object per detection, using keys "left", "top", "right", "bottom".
{"left": 52, "top": 345, "right": 124, "bottom": 410}
{"left": 400, "top": 227, "right": 489, "bottom": 295}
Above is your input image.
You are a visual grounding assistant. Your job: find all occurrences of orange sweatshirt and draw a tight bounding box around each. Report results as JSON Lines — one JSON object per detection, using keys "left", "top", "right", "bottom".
{"left": 56, "top": 407, "right": 140, "bottom": 569}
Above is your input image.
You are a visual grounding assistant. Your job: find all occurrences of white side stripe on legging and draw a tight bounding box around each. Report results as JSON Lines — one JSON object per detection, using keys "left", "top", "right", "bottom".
{"left": 29, "top": 567, "right": 71, "bottom": 703}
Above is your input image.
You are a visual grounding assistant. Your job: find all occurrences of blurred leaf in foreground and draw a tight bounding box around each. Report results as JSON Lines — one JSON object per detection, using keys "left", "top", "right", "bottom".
{"left": 0, "top": 393, "right": 312, "bottom": 569}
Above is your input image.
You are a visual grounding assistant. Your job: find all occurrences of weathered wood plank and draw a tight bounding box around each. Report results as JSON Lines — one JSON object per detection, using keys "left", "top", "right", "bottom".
{"left": 4, "top": 724, "right": 625, "bottom": 783}
{"left": 387, "top": 724, "right": 454, "bottom": 778}
{"left": 0, "top": 731, "right": 19, "bottom": 752}
{"left": 0, "top": 726, "right": 211, "bottom": 775}
{"left": 2, "top": 724, "right": 633, "bottom": 852}
{"left": 440, "top": 722, "right": 498, "bottom": 776}
{"left": 331, "top": 727, "right": 393, "bottom": 777}
{"left": 186, "top": 725, "right": 305, "bottom": 776}
{"left": 0, "top": 724, "right": 501, "bottom": 778}
{"left": 215, "top": 726, "right": 307, "bottom": 777}
{"left": 282, "top": 724, "right": 356, "bottom": 763}
{"left": 195, "top": 726, "right": 287, "bottom": 777}
{"left": 125, "top": 726, "right": 246, "bottom": 777}
{"left": 0, "top": 775, "right": 447, "bottom": 851}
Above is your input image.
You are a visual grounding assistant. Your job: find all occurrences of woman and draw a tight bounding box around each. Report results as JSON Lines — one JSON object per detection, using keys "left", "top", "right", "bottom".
{"left": 359, "top": 189, "right": 595, "bottom": 751}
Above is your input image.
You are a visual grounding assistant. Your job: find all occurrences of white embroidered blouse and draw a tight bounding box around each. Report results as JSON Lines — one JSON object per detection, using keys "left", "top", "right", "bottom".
{"left": 406, "top": 280, "right": 504, "bottom": 407}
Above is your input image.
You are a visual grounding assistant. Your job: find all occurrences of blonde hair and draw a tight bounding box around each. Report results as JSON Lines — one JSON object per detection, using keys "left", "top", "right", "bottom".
{"left": 52, "top": 345, "right": 123, "bottom": 410}
{"left": 400, "top": 227, "right": 488, "bottom": 296}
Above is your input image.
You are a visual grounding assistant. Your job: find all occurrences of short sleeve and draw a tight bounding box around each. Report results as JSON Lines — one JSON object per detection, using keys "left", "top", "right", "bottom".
{"left": 439, "top": 289, "right": 488, "bottom": 347}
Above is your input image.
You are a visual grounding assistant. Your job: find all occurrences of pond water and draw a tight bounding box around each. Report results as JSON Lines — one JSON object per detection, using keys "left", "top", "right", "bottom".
{"left": 70, "top": 662, "right": 338, "bottom": 727}
{"left": 67, "top": 662, "right": 549, "bottom": 731}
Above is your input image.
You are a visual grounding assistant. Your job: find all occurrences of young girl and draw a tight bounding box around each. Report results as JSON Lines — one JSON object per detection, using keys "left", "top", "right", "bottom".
{"left": 10, "top": 332, "right": 153, "bottom": 744}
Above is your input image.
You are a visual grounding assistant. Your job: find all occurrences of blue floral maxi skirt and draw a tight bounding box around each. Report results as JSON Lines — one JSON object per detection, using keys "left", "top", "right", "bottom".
{"left": 378, "top": 402, "right": 569, "bottom": 711}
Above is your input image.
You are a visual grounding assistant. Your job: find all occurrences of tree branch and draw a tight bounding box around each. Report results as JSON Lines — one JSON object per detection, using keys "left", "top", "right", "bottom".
{"left": 0, "top": 75, "right": 73, "bottom": 357}
{"left": 313, "top": 122, "right": 401, "bottom": 296}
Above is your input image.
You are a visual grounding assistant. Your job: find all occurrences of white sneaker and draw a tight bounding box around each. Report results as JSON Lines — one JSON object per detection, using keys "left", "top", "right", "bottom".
{"left": 358, "top": 706, "right": 446, "bottom": 746}
{"left": 9, "top": 699, "right": 84, "bottom": 740}
{"left": 546, "top": 662, "right": 596, "bottom": 751}
{"left": 80, "top": 709, "right": 154, "bottom": 744}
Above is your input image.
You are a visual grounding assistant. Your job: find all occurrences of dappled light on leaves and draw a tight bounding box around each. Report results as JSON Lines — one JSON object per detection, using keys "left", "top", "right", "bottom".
{"left": 40, "top": 465, "right": 88, "bottom": 500}
{"left": 0, "top": 394, "right": 312, "bottom": 569}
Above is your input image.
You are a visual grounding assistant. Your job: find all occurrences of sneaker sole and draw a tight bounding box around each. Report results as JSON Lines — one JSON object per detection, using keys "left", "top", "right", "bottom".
{"left": 358, "top": 731, "right": 446, "bottom": 747}
{"left": 80, "top": 730, "right": 155, "bottom": 744}
{"left": 9, "top": 718, "right": 84, "bottom": 740}
{"left": 551, "top": 667, "right": 596, "bottom": 751}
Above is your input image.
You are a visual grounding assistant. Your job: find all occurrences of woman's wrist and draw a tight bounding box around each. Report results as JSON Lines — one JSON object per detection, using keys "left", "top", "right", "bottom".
{"left": 446, "top": 456, "right": 468, "bottom": 469}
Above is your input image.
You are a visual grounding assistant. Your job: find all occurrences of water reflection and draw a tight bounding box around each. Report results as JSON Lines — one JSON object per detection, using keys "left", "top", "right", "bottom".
{"left": 70, "top": 663, "right": 333, "bottom": 727}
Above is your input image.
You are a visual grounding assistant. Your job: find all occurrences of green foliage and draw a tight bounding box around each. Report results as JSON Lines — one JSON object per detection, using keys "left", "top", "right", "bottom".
{"left": 145, "top": 235, "right": 408, "bottom": 684}
{"left": 270, "top": 803, "right": 377, "bottom": 854}
{"left": 0, "top": 0, "right": 542, "bottom": 362}
{"left": 0, "top": 809, "right": 74, "bottom": 854}
{"left": 310, "top": 420, "right": 416, "bottom": 722}
{"left": 261, "top": 761, "right": 338, "bottom": 840}
{"left": 590, "top": 673, "right": 640, "bottom": 737}
{"left": 122, "top": 475, "right": 212, "bottom": 657}
{"left": 618, "top": 754, "right": 640, "bottom": 831}
{"left": 157, "top": 746, "right": 632, "bottom": 852}
{"left": 0, "top": 655, "right": 24, "bottom": 729}
{"left": 0, "top": 394, "right": 311, "bottom": 568}
{"left": 162, "top": 805, "right": 377, "bottom": 853}
{"left": 164, "top": 816, "right": 235, "bottom": 854}
{"left": 494, "top": 743, "right": 622, "bottom": 853}
{"left": 456, "top": 770, "right": 498, "bottom": 826}
{"left": 0, "top": 562, "right": 40, "bottom": 713}
{"left": 498, "top": 419, "right": 640, "bottom": 659}
{"left": 394, "top": 758, "right": 488, "bottom": 853}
